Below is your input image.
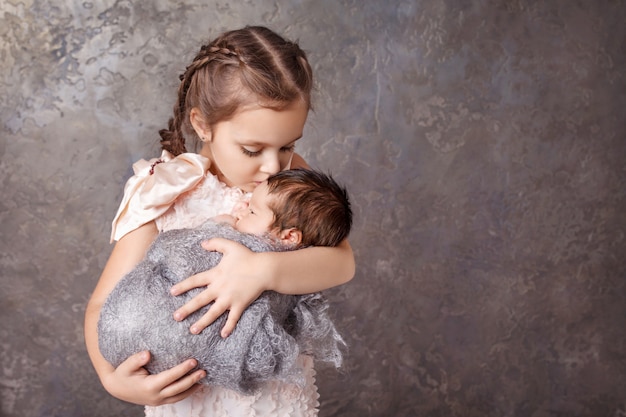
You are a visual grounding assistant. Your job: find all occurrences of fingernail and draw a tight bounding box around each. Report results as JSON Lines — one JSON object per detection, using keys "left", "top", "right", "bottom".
{"left": 173, "top": 311, "right": 182, "bottom": 321}
{"left": 170, "top": 286, "right": 179, "bottom": 296}
{"left": 221, "top": 330, "right": 230, "bottom": 339}
{"left": 190, "top": 325, "right": 199, "bottom": 334}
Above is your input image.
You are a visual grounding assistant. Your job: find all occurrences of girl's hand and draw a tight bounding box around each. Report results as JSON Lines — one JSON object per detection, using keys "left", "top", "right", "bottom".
{"left": 101, "top": 351, "right": 206, "bottom": 406}
{"left": 170, "top": 238, "right": 269, "bottom": 338}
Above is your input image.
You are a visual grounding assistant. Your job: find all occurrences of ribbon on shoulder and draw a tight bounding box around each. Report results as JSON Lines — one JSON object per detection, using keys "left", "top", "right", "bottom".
{"left": 110, "top": 150, "right": 210, "bottom": 242}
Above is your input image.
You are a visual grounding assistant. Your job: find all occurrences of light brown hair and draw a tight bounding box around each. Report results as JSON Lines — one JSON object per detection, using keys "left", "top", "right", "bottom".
{"left": 159, "top": 26, "right": 313, "bottom": 155}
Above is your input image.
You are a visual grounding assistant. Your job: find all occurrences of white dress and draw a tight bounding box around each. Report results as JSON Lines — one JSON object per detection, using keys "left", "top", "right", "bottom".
{"left": 111, "top": 151, "right": 320, "bottom": 417}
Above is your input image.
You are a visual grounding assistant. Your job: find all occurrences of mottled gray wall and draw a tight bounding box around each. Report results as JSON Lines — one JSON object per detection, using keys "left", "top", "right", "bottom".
{"left": 1, "top": 1, "right": 625, "bottom": 416}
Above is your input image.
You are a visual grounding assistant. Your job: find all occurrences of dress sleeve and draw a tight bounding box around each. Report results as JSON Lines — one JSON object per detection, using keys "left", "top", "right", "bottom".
{"left": 110, "top": 150, "right": 210, "bottom": 242}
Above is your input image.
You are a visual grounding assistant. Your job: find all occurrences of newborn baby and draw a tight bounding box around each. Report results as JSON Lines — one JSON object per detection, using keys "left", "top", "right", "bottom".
{"left": 98, "top": 169, "right": 352, "bottom": 394}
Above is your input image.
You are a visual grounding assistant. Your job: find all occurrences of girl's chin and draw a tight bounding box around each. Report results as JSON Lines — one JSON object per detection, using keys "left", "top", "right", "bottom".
{"left": 219, "top": 175, "right": 259, "bottom": 192}
{"left": 236, "top": 182, "right": 258, "bottom": 193}
{"left": 215, "top": 174, "right": 242, "bottom": 189}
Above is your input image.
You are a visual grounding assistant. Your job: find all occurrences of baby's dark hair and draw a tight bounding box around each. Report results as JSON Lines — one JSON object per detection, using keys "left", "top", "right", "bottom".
{"left": 160, "top": 26, "right": 313, "bottom": 155}
{"left": 266, "top": 169, "right": 352, "bottom": 247}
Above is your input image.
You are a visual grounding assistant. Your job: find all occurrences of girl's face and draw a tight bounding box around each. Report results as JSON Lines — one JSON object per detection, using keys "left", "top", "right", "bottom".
{"left": 200, "top": 100, "right": 308, "bottom": 192}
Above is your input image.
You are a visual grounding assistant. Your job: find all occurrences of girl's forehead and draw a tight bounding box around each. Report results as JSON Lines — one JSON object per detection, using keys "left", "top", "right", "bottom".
{"left": 219, "top": 102, "right": 307, "bottom": 143}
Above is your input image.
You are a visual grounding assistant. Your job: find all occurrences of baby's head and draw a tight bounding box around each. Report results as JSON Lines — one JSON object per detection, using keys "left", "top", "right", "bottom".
{"left": 233, "top": 169, "right": 352, "bottom": 248}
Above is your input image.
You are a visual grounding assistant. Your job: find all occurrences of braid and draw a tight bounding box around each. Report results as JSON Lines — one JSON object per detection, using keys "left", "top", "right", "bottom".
{"left": 159, "top": 46, "right": 240, "bottom": 155}
{"left": 158, "top": 62, "right": 194, "bottom": 155}
{"left": 159, "top": 26, "right": 313, "bottom": 156}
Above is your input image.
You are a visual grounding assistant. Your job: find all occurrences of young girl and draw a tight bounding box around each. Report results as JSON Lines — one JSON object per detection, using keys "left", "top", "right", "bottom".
{"left": 84, "top": 26, "right": 354, "bottom": 416}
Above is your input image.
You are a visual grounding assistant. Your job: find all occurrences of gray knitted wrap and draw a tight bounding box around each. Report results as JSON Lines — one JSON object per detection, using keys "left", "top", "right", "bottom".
{"left": 98, "top": 221, "right": 345, "bottom": 394}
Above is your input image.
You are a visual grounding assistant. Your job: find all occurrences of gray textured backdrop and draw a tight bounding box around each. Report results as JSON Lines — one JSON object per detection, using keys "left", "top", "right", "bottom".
{"left": 1, "top": 1, "right": 625, "bottom": 416}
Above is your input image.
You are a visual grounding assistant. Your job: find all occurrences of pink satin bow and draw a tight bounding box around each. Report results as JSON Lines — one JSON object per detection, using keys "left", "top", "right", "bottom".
{"left": 110, "top": 150, "right": 210, "bottom": 242}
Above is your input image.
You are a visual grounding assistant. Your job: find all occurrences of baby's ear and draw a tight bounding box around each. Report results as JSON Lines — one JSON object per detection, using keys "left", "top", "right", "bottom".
{"left": 279, "top": 228, "right": 302, "bottom": 246}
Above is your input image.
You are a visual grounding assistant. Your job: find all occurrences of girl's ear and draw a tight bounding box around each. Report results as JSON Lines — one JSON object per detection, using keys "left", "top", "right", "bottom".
{"left": 279, "top": 228, "right": 302, "bottom": 246}
{"left": 190, "top": 107, "right": 211, "bottom": 141}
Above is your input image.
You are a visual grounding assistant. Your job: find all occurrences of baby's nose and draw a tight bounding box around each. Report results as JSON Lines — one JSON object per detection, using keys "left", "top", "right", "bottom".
{"left": 233, "top": 201, "right": 249, "bottom": 219}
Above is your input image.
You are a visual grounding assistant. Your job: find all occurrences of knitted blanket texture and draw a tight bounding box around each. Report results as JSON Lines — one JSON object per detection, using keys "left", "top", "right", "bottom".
{"left": 98, "top": 221, "right": 344, "bottom": 394}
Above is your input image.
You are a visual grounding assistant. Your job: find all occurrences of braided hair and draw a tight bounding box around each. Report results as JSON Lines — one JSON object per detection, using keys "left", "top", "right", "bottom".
{"left": 159, "top": 26, "right": 313, "bottom": 156}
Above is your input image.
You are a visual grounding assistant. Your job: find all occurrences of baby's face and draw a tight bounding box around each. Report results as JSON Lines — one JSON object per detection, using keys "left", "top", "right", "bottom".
{"left": 233, "top": 182, "right": 275, "bottom": 235}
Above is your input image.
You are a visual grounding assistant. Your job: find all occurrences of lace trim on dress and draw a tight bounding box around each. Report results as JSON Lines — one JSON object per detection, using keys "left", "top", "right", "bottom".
{"left": 145, "top": 355, "right": 319, "bottom": 417}
{"left": 155, "top": 171, "right": 248, "bottom": 233}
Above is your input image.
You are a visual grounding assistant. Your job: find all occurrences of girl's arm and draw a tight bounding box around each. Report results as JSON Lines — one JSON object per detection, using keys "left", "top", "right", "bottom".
{"left": 170, "top": 152, "right": 355, "bottom": 336}
{"left": 171, "top": 238, "right": 355, "bottom": 337}
{"left": 84, "top": 222, "right": 206, "bottom": 406}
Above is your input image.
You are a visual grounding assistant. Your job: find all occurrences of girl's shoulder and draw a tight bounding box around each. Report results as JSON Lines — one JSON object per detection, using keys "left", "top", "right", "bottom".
{"left": 110, "top": 151, "right": 211, "bottom": 242}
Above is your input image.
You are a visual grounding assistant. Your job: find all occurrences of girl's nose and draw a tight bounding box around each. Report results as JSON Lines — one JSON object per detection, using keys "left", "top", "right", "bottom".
{"left": 261, "top": 154, "right": 281, "bottom": 175}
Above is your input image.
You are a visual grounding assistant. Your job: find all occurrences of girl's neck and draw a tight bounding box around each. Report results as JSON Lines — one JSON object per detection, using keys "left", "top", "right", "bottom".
{"left": 199, "top": 144, "right": 215, "bottom": 173}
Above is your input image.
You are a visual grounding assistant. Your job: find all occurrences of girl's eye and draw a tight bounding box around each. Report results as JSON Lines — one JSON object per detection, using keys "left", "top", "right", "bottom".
{"left": 241, "top": 144, "right": 295, "bottom": 157}
{"left": 241, "top": 147, "right": 262, "bottom": 157}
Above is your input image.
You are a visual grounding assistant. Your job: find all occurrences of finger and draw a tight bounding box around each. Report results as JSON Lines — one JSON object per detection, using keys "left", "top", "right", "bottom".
{"left": 200, "top": 237, "right": 235, "bottom": 253}
{"left": 159, "top": 383, "right": 203, "bottom": 405}
{"left": 159, "top": 369, "right": 206, "bottom": 403}
{"left": 190, "top": 302, "right": 228, "bottom": 334}
{"left": 170, "top": 270, "right": 211, "bottom": 296}
{"left": 118, "top": 350, "right": 151, "bottom": 374}
{"left": 174, "top": 288, "right": 217, "bottom": 322}
{"left": 221, "top": 306, "right": 244, "bottom": 338}
{"left": 151, "top": 358, "right": 199, "bottom": 389}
